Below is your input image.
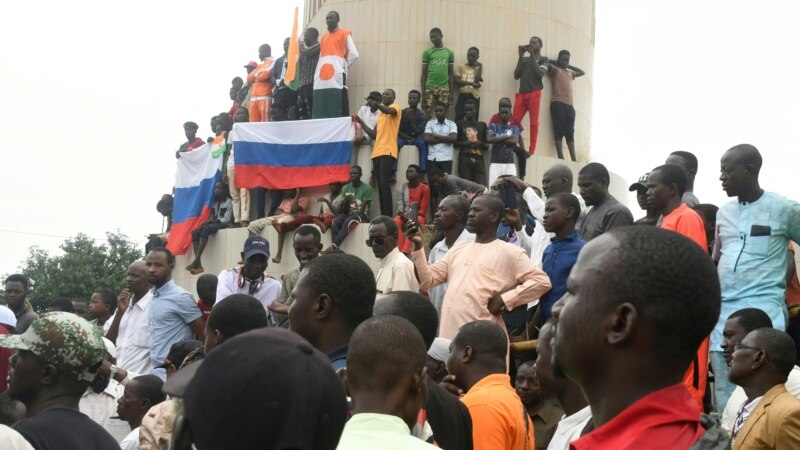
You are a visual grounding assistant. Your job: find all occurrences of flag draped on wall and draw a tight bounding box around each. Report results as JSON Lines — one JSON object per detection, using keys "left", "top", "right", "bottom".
{"left": 230, "top": 117, "right": 353, "bottom": 190}
{"left": 168, "top": 143, "right": 223, "bottom": 256}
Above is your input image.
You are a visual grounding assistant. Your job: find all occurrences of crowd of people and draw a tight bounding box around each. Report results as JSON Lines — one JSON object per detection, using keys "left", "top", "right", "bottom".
{"left": 2, "top": 8, "right": 800, "bottom": 450}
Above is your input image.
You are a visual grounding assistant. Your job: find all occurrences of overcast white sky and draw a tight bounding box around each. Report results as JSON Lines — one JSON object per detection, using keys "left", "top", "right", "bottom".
{"left": 1, "top": 0, "right": 798, "bottom": 275}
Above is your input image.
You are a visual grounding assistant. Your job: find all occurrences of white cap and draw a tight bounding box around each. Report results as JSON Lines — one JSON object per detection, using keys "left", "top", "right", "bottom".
{"left": 0, "top": 305, "right": 17, "bottom": 328}
{"left": 427, "top": 337, "right": 451, "bottom": 362}
{"left": 101, "top": 337, "right": 117, "bottom": 359}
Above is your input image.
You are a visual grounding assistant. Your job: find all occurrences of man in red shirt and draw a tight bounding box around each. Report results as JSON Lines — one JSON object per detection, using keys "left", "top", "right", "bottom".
{"left": 647, "top": 163, "right": 710, "bottom": 412}
{"left": 394, "top": 164, "right": 430, "bottom": 254}
{"left": 551, "top": 226, "right": 727, "bottom": 449}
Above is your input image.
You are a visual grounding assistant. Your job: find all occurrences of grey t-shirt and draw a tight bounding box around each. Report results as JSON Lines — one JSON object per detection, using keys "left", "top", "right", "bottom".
{"left": 579, "top": 195, "right": 634, "bottom": 241}
{"left": 682, "top": 191, "right": 700, "bottom": 208}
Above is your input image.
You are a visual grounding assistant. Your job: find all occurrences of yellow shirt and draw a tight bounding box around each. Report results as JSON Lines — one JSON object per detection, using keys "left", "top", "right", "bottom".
{"left": 371, "top": 103, "right": 402, "bottom": 158}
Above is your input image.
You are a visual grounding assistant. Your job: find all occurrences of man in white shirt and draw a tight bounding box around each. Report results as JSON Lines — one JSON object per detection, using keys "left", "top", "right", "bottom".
{"left": 355, "top": 91, "right": 381, "bottom": 146}
{"left": 427, "top": 195, "right": 474, "bottom": 318}
{"left": 116, "top": 375, "right": 166, "bottom": 450}
{"left": 369, "top": 216, "right": 419, "bottom": 296}
{"left": 107, "top": 261, "right": 153, "bottom": 375}
{"left": 79, "top": 338, "right": 132, "bottom": 442}
{"left": 216, "top": 236, "right": 281, "bottom": 316}
{"left": 424, "top": 103, "right": 458, "bottom": 177}
{"left": 336, "top": 316, "right": 437, "bottom": 449}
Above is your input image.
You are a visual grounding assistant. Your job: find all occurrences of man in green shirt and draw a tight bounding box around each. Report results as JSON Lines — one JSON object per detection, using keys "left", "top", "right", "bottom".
{"left": 420, "top": 27, "right": 454, "bottom": 119}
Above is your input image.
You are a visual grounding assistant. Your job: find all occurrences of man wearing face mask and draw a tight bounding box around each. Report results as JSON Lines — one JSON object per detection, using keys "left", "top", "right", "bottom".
{"left": 216, "top": 236, "right": 282, "bottom": 320}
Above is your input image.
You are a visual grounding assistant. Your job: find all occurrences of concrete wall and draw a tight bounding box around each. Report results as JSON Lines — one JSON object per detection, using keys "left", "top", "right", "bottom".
{"left": 172, "top": 0, "right": 608, "bottom": 294}
{"left": 173, "top": 147, "right": 630, "bottom": 296}
{"left": 304, "top": 0, "right": 596, "bottom": 163}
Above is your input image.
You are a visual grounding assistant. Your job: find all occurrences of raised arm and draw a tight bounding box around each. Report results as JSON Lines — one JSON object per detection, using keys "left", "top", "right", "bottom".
{"left": 568, "top": 64, "right": 585, "bottom": 78}
{"left": 409, "top": 231, "right": 450, "bottom": 289}
{"left": 513, "top": 46, "right": 526, "bottom": 80}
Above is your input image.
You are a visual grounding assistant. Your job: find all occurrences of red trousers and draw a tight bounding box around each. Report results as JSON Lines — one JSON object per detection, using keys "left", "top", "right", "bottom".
{"left": 512, "top": 90, "right": 542, "bottom": 154}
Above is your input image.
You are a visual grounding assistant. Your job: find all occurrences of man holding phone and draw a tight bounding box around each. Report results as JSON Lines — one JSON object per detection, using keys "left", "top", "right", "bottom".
{"left": 408, "top": 195, "right": 551, "bottom": 339}
{"left": 513, "top": 36, "right": 549, "bottom": 155}
{"left": 394, "top": 165, "right": 430, "bottom": 254}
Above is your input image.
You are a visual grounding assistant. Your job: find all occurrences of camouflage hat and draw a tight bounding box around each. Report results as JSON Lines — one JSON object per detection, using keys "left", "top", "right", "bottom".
{"left": 0, "top": 311, "right": 105, "bottom": 382}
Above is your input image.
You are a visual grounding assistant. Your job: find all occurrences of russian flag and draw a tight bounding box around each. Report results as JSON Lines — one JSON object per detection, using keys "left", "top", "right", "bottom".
{"left": 167, "top": 143, "right": 224, "bottom": 256}
{"left": 230, "top": 117, "right": 353, "bottom": 189}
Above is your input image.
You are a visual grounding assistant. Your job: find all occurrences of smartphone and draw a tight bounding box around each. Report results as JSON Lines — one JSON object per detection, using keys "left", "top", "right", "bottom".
{"left": 408, "top": 203, "right": 419, "bottom": 222}
{"left": 500, "top": 186, "right": 517, "bottom": 209}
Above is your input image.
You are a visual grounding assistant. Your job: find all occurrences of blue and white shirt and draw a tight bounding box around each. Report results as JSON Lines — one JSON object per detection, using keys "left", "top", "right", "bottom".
{"left": 711, "top": 191, "right": 800, "bottom": 349}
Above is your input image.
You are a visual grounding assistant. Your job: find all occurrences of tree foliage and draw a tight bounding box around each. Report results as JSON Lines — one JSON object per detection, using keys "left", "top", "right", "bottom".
{"left": 14, "top": 232, "right": 142, "bottom": 312}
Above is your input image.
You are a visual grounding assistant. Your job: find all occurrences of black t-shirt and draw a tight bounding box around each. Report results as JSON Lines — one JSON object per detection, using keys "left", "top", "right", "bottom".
{"left": 425, "top": 378, "right": 473, "bottom": 450}
{"left": 518, "top": 56, "right": 546, "bottom": 93}
{"left": 15, "top": 408, "right": 121, "bottom": 450}
{"left": 456, "top": 121, "right": 488, "bottom": 155}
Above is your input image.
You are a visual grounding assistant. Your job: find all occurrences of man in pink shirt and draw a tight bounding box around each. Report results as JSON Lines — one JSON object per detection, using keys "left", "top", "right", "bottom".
{"left": 409, "top": 194, "right": 551, "bottom": 339}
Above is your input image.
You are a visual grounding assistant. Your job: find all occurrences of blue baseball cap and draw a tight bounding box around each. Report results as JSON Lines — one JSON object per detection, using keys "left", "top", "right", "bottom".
{"left": 243, "top": 235, "right": 270, "bottom": 259}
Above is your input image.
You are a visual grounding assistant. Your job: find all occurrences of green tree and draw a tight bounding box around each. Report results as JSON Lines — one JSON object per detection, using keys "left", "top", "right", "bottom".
{"left": 15, "top": 232, "right": 142, "bottom": 312}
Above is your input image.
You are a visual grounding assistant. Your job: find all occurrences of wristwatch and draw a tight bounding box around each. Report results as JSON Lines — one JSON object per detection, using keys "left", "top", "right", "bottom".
{"left": 109, "top": 364, "right": 119, "bottom": 380}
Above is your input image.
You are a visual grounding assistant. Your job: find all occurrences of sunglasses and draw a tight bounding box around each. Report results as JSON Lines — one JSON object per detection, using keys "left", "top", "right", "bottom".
{"left": 365, "top": 236, "right": 387, "bottom": 247}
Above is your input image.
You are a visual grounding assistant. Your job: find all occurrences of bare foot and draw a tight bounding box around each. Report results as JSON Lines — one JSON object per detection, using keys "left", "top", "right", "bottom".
{"left": 190, "top": 265, "right": 205, "bottom": 275}
{"left": 272, "top": 255, "right": 282, "bottom": 264}
{"left": 241, "top": 220, "right": 249, "bottom": 227}
{"left": 321, "top": 245, "right": 337, "bottom": 254}
{"left": 185, "top": 263, "right": 196, "bottom": 272}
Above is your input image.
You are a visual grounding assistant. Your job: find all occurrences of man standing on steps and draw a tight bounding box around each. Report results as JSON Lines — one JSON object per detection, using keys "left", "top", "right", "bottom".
{"left": 247, "top": 44, "right": 275, "bottom": 122}
{"left": 313, "top": 11, "right": 359, "bottom": 118}
{"left": 665, "top": 150, "right": 701, "bottom": 206}
{"left": 513, "top": 36, "right": 549, "bottom": 155}
{"left": 421, "top": 27, "right": 454, "bottom": 119}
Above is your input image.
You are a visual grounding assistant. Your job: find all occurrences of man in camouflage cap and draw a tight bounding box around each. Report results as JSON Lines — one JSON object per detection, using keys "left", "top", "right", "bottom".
{"left": 1, "top": 312, "right": 121, "bottom": 449}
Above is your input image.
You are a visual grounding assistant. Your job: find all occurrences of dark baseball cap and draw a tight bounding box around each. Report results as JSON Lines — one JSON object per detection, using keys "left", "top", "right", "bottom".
{"left": 183, "top": 121, "right": 199, "bottom": 130}
{"left": 182, "top": 328, "right": 347, "bottom": 450}
{"left": 244, "top": 61, "right": 258, "bottom": 69}
{"left": 243, "top": 235, "right": 270, "bottom": 259}
{"left": 155, "top": 339, "right": 202, "bottom": 370}
{"left": 628, "top": 172, "right": 650, "bottom": 192}
{"left": 365, "top": 91, "right": 382, "bottom": 102}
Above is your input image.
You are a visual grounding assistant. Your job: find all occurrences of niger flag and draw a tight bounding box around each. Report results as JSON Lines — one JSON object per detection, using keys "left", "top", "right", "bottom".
{"left": 312, "top": 28, "right": 353, "bottom": 119}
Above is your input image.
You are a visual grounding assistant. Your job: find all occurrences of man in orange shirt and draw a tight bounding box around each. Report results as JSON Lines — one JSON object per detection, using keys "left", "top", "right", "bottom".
{"left": 247, "top": 44, "right": 275, "bottom": 122}
{"left": 356, "top": 89, "right": 401, "bottom": 217}
{"left": 446, "top": 320, "right": 534, "bottom": 449}
{"left": 647, "top": 163, "right": 710, "bottom": 412}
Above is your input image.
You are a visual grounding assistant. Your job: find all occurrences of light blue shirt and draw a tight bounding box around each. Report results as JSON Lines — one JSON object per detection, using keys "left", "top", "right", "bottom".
{"left": 424, "top": 119, "right": 457, "bottom": 161}
{"left": 711, "top": 191, "right": 800, "bottom": 349}
{"left": 336, "top": 413, "right": 438, "bottom": 450}
{"left": 148, "top": 280, "right": 202, "bottom": 379}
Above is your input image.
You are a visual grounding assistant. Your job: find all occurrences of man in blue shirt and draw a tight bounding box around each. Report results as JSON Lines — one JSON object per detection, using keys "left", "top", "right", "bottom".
{"left": 532, "top": 193, "right": 585, "bottom": 328}
{"left": 711, "top": 143, "right": 800, "bottom": 413}
{"left": 145, "top": 248, "right": 205, "bottom": 380}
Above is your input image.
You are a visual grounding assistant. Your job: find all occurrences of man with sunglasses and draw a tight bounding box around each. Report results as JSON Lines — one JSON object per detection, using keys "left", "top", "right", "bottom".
{"left": 369, "top": 216, "right": 419, "bottom": 297}
{"left": 727, "top": 327, "right": 800, "bottom": 448}
{"left": 720, "top": 308, "right": 800, "bottom": 432}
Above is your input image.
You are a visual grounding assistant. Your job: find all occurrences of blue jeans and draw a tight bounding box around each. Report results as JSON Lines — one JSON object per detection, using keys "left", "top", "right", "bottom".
{"left": 710, "top": 350, "right": 736, "bottom": 414}
{"left": 394, "top": 136, "right": 428, "bottom": 172}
